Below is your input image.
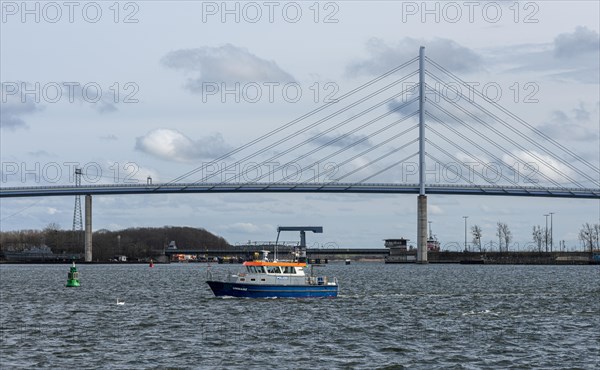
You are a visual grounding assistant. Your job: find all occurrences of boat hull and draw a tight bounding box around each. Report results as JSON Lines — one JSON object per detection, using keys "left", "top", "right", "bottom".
{"left": 206, "top": 281, "right": 338, "bottom": 298}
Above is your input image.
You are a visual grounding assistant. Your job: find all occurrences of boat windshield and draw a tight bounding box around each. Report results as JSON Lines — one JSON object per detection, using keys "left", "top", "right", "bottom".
{"left": 266, "top": 266, "right": 282, "bottom": 274}
{"left": 246, "top": 266, "right": 265, "bottom": 273}
{"left": 282, "top": 266, "right": 296, "bottom": 274}
{"left": 245, "top": 265, "right": 299, "bottom": 274}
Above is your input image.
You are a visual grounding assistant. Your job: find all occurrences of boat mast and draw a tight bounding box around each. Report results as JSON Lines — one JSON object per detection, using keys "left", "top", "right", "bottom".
{"left": 274, "top": 229, "right": 281, "bottom": 261}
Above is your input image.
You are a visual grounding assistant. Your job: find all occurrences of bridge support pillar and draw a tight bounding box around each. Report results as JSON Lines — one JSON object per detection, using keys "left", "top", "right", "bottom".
{"left": 417, "top": 195, "right": 428, "bottom": 263}
{"left": 85, "top": 195, "right": 92, "bottom": 262}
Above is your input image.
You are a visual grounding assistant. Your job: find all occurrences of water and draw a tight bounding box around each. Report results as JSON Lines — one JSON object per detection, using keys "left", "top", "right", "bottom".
{"left": 1, "top": 263, "right": 599, "bottom": 369}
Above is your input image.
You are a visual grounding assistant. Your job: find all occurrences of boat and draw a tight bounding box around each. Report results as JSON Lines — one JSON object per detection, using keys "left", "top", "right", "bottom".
{"left": 345, "top": 259, "right": 351, "bottom": 265}
{"left": 206, "top": 252, "right": 338, "bottom": 298}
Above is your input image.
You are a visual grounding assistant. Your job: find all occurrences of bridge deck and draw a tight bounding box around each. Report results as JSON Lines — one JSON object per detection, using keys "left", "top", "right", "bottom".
{"left": 1, "top": 182, "right": 598, "bottom": 199}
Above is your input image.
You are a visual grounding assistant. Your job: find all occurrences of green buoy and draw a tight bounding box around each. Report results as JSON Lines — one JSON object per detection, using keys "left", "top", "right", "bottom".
{"left": 66, "top": 262, "right": 80, "bottom": 287}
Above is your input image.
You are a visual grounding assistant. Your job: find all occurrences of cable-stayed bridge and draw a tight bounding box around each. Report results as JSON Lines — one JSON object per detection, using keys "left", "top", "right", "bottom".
{"left": 2, "top": 48, "right": 598, "bottom": 262}
{"left": 1, "top": 183, "right": 598, "bottom": 199}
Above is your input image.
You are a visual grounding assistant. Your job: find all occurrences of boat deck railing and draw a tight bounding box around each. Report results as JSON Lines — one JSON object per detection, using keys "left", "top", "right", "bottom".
{"left": 307, "top": 276, "right": 338, "bottom": 286}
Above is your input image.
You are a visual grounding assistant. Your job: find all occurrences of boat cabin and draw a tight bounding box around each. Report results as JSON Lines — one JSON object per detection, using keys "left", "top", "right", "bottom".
{"left": 243, "top": 261, "right": 305, "bottom": 276}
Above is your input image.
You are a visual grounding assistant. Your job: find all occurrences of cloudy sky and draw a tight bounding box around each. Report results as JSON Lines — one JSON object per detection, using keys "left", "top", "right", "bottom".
{"left": 1, "top": 1, "right": 599, "bottom": 250}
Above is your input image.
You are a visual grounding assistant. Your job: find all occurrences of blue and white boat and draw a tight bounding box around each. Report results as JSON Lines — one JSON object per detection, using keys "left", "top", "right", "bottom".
{"left": 206, "top": 254, "right": 338, "bottom": 298}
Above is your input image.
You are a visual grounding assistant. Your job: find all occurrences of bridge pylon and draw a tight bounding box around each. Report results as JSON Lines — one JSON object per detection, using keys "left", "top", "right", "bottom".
{"left": 417, "top": 46, "right": 428, "bottom": 264}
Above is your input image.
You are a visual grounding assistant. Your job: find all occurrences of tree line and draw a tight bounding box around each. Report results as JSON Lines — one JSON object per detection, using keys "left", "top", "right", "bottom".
{"left": 0, "top": 224, "right": 230, "bottom": 261}
{"left": 467, "top": 222, "right": 599, "bottom": 253}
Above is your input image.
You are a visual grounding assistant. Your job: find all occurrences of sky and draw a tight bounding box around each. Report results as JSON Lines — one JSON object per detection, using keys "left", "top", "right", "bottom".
{"left": 1, "top": 0, "right": 599, "bottom": 251}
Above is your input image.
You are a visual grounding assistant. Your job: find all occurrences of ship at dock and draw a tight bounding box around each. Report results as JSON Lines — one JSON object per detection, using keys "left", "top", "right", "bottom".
{"left": 384, "top": 236, "right": 440, "bottom": 263}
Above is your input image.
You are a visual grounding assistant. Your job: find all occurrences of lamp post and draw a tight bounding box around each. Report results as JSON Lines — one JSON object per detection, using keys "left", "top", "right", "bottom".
{"left": 549, "top": 212, "right": 554, "bottom": 253}
{"left": 544, "top": 214, "right": 549, "bottom": 252}
{"left": 463, "top": 216, "right": 468, "bottom": 252}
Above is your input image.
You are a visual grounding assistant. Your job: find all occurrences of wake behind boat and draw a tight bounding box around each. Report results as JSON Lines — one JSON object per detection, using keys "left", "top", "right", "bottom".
{"left": 206, "top": 226, "right": 338, "bottom": 298}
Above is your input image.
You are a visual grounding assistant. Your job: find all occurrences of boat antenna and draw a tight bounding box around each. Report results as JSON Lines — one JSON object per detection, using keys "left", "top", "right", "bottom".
{"left": 274, "top": 228, "right": 281, "bottom": 261}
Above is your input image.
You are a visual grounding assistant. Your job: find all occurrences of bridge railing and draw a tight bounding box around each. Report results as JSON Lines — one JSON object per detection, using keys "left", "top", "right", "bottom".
{"left": 0, "top": 182, "right": 597, "bottom": 192}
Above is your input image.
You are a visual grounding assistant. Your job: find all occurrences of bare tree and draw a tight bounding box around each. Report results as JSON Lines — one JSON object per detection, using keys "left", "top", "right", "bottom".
{"left": 579, "top": 223, "right": 599, "bottom": 253}
{"left": 542, "top": 226, "right": 553, "bottom": 252}
{"left": 496, "top": 222, "right": 512, "bottom": 252}
{"left": 496, "top": 223, "right": 502, "bottom": 251}
{"left": 503, "top": 224, "right": 512, "bottom": 251}
{"left": 471, "top": 225, "right": 483, "bottom": 252}
{"left": 532, "top": 225, "right": 543, "bottom": 252}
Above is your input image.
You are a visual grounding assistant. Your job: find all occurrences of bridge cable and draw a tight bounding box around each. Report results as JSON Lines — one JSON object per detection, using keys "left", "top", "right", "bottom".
{"left": 424, "top": 134, "right": 523, "bottom": 187}
{"left": 426, "top": 57, "right": 599, "bottom": 178}
{"left": 425, "top": 152, "right": 478, "bottom": 185}
{"left": 223, "top": 98, "right": 419, "bottom": 183}
{"left": 279, "top": 119, "right": 419, "bottom": 183}
{"left": 357, "top": 152, "right": 420, "bottom": 184}
{"left": 426, "top": 56, "right": 599, "bottom": 173}
{"left": 425, "top": 83, "right": 585, "bottom": 188}
{"left": 300, "top": 131, "right": 419, "bottom": 183}
{"left": 193, "top": 72, "right": 419, "bottom": 184}
{"left": 426, "top": 72, "right": 597, "bottom": 186}
{"left": 162, "top": 57, "right": 419, "bottom": 186}
{"left": 425, "top": 112, "right": 531, "bottom": 185}
{"left": 427, "top": 101, "right": 568, "bottom": 188}
{"left": 429, "top": 107, "right": 561, "bottom": 187}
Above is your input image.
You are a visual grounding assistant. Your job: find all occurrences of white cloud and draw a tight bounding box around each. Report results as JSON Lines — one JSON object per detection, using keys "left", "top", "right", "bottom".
{"left": 100, "top": 160, "right": 160, "bottom": 184}
{"left": 219, "top": 222, "right": 271, "bottom": 234}
{"left": 538, "top": 103, "right": 599, "bottom": 142}
{"left": 347, "top": 37, "right": 483, "bottom": 76}
{"left": 161, "top": 44, "right": 295, "bottom": 93}
{"left": 135, "top": 129, "right": 232, "bottom": 162}
{"left": 493, "top": 27, "right": 600, "bottom": 84}
{"left": 28, "top": 150, "right": 56, "bottom": 158}
{"left": 100, "top": 134, "right": 118, "bottom": 141}
{"left": 1, "top": 82, "right": 43, "bottom": 131}
{"left": 310, "top": 132, "right": 372, "bottom": 149}
{"left": 429, "top": 204, "right": 444, "bottom": 215}
{"left": 554, "top": 26, "right": 600, "bottom": 58}
{"left": 503, "top": 150, "right": 576, "bottom": 184}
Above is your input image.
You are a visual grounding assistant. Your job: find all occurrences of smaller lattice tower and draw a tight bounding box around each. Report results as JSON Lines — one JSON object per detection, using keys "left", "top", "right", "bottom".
{"left": 72, "top": 168, "right": 83, "bottom": 253}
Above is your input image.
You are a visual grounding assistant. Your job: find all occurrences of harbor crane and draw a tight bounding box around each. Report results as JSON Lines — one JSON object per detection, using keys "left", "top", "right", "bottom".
{"left": 275, "top": 226, "right": 323, "bottom": 262}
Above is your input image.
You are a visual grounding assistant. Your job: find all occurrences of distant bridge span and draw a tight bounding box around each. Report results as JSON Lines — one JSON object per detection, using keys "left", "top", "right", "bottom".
{"left": 1, "top": 183, "right": 598, "bottom": 199}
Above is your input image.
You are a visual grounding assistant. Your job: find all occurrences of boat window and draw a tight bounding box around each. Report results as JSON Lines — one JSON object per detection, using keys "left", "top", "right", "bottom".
{"left": 255, "top": 266, "right": 264, "bottom": 273}
{"left": 267, "top": 266, "right": 281, "bottom": 274}
{"left": 239, "top": 278, "right": 245, "bottom": 282}
{"left": 283, "top": 266, "right": 296, "bottom": 274}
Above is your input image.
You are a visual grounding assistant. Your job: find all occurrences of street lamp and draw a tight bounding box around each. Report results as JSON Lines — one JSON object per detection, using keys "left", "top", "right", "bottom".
{"left": 549, "top": 212, "right": 554, "bottom": 253}
{"left": 544, "top": 214, "right": 549, "bottom": 252}
{"left": 463, "top": 216, "right": 468, "bottom": 252}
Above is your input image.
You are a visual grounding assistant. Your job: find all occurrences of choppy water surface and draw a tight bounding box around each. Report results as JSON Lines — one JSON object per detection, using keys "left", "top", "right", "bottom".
{"left": 1, "top": 263, "right": 599, "bottom": 369}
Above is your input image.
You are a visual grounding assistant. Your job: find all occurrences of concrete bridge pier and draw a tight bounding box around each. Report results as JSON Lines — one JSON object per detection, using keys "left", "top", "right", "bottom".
{"left": 417, "top": 195, "right": 428, "bottom": 263}
{"left": 85, "top": 195, "right": 92, "bottom": 262}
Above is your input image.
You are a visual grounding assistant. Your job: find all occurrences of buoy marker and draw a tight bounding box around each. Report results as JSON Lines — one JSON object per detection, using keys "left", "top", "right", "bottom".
{"left": 66, "top": 261, "right": 80, "bottom": 287}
